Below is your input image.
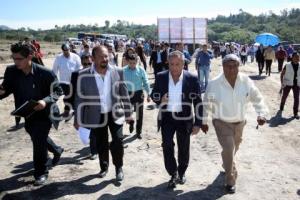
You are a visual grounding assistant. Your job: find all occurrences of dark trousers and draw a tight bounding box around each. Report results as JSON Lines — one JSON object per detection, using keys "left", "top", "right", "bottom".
{"left": 129, "top": 90, "right": 144, "bottom": 135}
{"left": 241, "top": 55, "right": 247, "bottom": 65}
{"left": 141, "top": 59, "right": 147, "bottom": 71}
{"left": 91, "top": 112, "right": 124, "bottom": 170}
{"left": 24, "top": 120, "right": 62, "bottom": 178}
{"left": 161, "top": 112, "right": 191, "bottom": 177}
{"left": 15, "top": 116, "right": 21, "bottom": 126}
{"left": 89, "top": 131, "right": 97, "bottom": 155}
{"left": 280, "top": 85, "right": 300, "bottom": 115}
{"left": 60, "top": 83, "right": 71, "bottom": 111}
{"left": 258, "top": 61, "right": 264, "bottom": 75}
{"left": 278, "top": 59, "right": 284, "bottom": 72}
{"left": 265, "top": 59, "right": 273, "bottom": 76}
{"left": 154, "top": 63, "right": 163, "bottom": 79}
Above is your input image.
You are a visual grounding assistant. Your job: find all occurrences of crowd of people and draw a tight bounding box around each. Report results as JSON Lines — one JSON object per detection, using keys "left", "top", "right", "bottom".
{"left": 0, "top": 37, "right": 299, "bottom": 195}
{"left": 214, "top": 42, "right": 297, "bottom": 75}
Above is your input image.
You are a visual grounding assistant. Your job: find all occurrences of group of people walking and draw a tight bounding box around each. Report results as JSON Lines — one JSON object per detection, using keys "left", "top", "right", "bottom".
{"left": 0, "top": 39, "right": 299, "bottom": 195}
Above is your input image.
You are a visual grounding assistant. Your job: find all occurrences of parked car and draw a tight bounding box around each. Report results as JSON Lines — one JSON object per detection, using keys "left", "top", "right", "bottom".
{"left": 67, "top": 37, "right": 82, "bottom": 46}
{"left": 104, "top": 39, "right": 114, "bottom": 47}
{"left": 276, "top": 41, "right": 293, "bottom": 51}
{"left": 292, "top": 44, "right": 300, "bottom": 52}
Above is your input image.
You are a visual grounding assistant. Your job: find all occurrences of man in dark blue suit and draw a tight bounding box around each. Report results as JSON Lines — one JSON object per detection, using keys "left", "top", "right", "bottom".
{"left": 151, "top": 50, "right": 204, "bottom": 188}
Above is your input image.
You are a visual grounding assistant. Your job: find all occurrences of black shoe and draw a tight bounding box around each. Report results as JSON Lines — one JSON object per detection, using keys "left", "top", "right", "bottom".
{"left": 129, "top": 121, "right": 134, "bottom": 133}
{"left": 90, "top": 154, "right": 98, "bottom": 160}
{"left": 225, "top": 185, "right": 236, "bottom": 194}
{"left": 34, "top": 175, "right": 48, "bottom": 186}
{"left": 294, "top": 114, "right": 299, "bottom": 119}
{"left": 136, "top": 133, "right": 142, "bottom": 139}
{"left": 99, "top": 169, "right": 108, "bottom": 178}
{"left": 177, "top": 174, "right": 186, "bottom": 185}
{"left": 15, "top": 121, "right": 20, "bottom": 128}
{"left": 279, "top": 106, "right": 284, "bottom": 111}
{"left": 167, "top": 174, "right": 177, "bottom": 189}
{"left": 116, "top": 167, "right": 124, "bottom": 181}
{"left": 52, "top": 148, "right": 64, "bottom": 166}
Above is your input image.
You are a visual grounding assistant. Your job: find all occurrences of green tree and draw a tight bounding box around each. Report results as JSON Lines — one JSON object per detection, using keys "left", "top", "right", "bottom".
{"left": 105, "top": 20, "right": 110, "bottom": 29}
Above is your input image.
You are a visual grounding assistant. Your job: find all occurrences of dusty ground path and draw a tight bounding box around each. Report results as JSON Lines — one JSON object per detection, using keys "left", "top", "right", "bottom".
{"left": 0, "top": 44, "right": 299, "bottom": 200}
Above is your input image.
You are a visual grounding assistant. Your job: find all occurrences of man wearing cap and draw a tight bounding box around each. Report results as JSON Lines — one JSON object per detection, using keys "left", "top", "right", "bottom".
{"left": 64, "top": 52, "right": 97, "bottom": 159}
{"left": 65, "top": 52, "right": 93, "bottom": 110}
{"left": 52, "top": 44, "right": 81, "bottom": 118}
{"left": 202, "top": 54, "right": 268, "bottom": 193}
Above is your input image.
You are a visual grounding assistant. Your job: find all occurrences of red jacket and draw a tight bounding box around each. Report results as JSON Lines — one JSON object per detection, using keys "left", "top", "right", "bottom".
{"left": 276, "top": 49, "right": 287, "bottom": 60}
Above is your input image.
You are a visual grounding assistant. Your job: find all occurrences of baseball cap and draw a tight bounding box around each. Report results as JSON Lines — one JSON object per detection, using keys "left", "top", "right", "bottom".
{"left": 80, "top": 52, "right": 91, "bottom": 59}
{"left": 61, "top": 43, "right": 70, "bottom": 51}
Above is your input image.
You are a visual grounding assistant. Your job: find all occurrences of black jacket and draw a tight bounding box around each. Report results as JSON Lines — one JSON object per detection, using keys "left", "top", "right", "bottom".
{"left": 256, "top": 48, "right": 265, "bottom": 62}
{"left": 150, "top": 70, "right": 203, "bottom": 132}
{"left": 149, "top": 50, "right": 167, "bottom": 67}
{"left": 0, "top": 63, "right": 63, "bottom": 128}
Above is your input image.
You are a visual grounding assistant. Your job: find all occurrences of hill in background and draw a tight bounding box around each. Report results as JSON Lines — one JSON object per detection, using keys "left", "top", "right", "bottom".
{"left": 0, "top": 8, "right": 299, "bottom": 44}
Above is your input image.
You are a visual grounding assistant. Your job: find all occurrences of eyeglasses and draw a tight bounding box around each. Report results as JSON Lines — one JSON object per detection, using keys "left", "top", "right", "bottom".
{"left": 82, "top": 62, "right": 92, "bottom": 66}
{"left": 11, "top": 56, "right": 26, "bottom": 61}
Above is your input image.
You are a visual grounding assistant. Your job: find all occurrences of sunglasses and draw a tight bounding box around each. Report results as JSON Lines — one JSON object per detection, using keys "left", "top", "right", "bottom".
{"left": 11, "top": 56, "right": 27, "bottom": 61}
{"left": 82, "top": 62, "right": 92, "bottom": 66}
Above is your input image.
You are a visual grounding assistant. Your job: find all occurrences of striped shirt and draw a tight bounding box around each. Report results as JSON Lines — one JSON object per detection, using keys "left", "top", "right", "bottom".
{"left": 123, "top": 65, "right": 150, "bottom": 94}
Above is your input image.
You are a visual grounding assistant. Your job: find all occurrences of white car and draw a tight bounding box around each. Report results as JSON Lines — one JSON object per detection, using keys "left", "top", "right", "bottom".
{"left": 105, "top": 39, "right": 114, "bottom": 47}
{"left": 67, "top": 38, "right": 82, "bottom": 46}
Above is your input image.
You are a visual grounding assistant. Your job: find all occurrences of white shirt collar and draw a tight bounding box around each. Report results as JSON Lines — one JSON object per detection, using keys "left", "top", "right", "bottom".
{"left": 221, "top": 73, "right": 240, "bottom": 88}
{"left": 169, "top": 70, "right": 184, "bottom": 84}
{"left": 92, "top": 64, "right": 111, "bottom": 75}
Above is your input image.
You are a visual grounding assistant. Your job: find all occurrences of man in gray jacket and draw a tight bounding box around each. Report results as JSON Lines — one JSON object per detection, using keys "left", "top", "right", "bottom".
{"left": 74, "top": 45, "right": 133, "bottom": 182}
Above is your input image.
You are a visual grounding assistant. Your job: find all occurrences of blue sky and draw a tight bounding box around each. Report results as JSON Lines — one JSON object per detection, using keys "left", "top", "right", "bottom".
{"left": 1, "top": 0, "right": 300, "bottom": 29}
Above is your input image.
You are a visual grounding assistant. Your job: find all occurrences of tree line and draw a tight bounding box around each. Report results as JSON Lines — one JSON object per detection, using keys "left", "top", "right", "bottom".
{"left": 208, "top": 8, "right": 300, "bottom": 44}
{"left": 0, "top": 8, "right": 299, "bottom": 44}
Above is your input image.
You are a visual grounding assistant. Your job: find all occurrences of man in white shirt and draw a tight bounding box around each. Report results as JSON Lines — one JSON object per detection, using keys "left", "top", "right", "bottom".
{"left": 151, "top": 51, "right": 204, "bottom": 189}
{"left": 52, "top": 44, "right": 81, "bottom": 117}
{"left": 202, "top": 54, "right": 268, "bottom": 194}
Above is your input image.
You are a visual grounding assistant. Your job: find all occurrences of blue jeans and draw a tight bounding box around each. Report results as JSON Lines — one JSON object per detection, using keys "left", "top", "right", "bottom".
{"left": 197, "top": 65, "right": 210, "bottom": 91}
